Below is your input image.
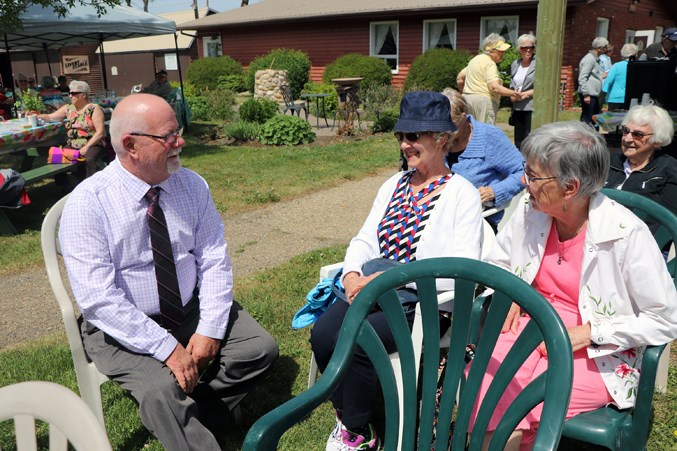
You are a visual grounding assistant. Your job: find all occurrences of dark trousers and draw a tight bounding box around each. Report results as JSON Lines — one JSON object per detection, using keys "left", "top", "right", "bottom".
{"left": 81, "top": 301, "right": 279, "bottom": 451}
{"left": 309, "top": 299, "right": 414, "bottom": 430}
{"left": 512, "top": 110, "right": 532, "bottom": 150}
{"left": 579, "top": 94, "right": 601, "bottom": 129}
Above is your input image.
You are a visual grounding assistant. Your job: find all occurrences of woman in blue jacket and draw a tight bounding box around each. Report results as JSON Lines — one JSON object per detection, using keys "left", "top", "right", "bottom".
{"left": 602, "top": 43, "right": 638, "bottom": 111}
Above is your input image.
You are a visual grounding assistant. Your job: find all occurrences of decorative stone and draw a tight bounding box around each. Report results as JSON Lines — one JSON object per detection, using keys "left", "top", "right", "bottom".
{"left": 254, "top": 69, "right": 289, "bottom": 102}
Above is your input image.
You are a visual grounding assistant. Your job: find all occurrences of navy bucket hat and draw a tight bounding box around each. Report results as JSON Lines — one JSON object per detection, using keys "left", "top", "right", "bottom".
{"left": 394, "top": 91, "right": 456, "bottom": 133}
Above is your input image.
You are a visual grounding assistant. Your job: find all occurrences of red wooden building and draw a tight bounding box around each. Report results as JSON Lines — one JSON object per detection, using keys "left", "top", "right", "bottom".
{"left": 179, "top": 0, "right": 677, "bottom": 108}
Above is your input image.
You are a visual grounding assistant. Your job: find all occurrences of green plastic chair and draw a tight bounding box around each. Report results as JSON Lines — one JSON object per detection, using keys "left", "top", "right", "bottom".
{"left": 562, "top": 188, "right": 677, "bottom": 451}
{"left": 243, "top": 257, "right": 573, "bottom": 451}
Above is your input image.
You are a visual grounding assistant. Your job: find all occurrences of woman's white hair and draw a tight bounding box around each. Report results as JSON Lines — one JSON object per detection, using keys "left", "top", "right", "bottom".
{"left": 68, "top": 80, "right": 90, "bottom": 97}
{"left": 622, "top": 105, "right": 674, "bottom": 147}
{"left": 517, "top": 33, "right": 536, "bottom": 48}
{"left": 620, "top": 43, "right": 638, "bottom": 59}
{"left": 521, "top": 121, "right": 609, "bottom": 199}
{"left": 482, "top": 33, "right": 505, "bottom": 53}
{"left": 591, "top": 37, "right": 609, "bottom": 50}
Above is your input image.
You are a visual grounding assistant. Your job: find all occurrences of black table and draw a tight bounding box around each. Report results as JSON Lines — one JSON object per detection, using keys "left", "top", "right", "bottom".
{"left": 300, "top": 93, "right": 330, "bottom": 128}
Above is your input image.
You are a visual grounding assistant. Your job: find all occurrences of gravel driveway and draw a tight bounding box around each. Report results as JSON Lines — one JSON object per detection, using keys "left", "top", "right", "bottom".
{"left": 0, "top": 168, "right": 392, "bottom": 349}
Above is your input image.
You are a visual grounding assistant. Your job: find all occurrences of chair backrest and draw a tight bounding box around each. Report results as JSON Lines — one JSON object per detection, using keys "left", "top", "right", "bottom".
{"left": 41, "top": 195, "right": 109, "bottom": 425}
{"left": 0, "top": 381, "right": 112, "bottom": 451}
{"left": 130, "top": 84, "right": 142, "bottom": 94}
{"left": 600, "top": 188, "right": 677, "bottom": 276}
{"left": 280, "top": 85, "right": 294, "bottom": 107}
{"left": 245, "top": 258, "right": 573, "bottom": 451}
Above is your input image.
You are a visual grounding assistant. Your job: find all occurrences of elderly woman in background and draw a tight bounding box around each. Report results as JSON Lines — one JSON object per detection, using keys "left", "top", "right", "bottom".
{"left": 601, "top": 43, "right": 639, "bottom": 111}
{"left": 38, "top": 75, "right": 66, "bottom": 113}
{"left": 605, "top": 105, "right": 677, "bottom": 233}
{"left": 461, "top": 33, "right": 521, "bottom": 125}
{"left": 442, "top": 88, "right": 524, "bottom": 232}
{"left": 311, "top": 91, "right": 483, "bottom": 451}
{"left": 38, "top": 80, "right": 106, "bottom": 178}
{"left": 467, "top": 121, "right": 677, "bottom": 450}
{"left": 578, "top": 37, "right": 609, "bottom": 128}
{"left": 509, "top": 33, "right": 537, "bottom": 149}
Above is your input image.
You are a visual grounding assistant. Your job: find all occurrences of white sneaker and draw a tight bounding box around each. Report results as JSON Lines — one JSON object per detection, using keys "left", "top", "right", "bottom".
{"left": 325, "top": 415, "right": 344, "bottom": 451}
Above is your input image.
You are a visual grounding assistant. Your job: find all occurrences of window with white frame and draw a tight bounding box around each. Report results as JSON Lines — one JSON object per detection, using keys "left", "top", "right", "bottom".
{"left": 370, "top": 22, "right": 399, "bottom": 72}
{"left": 202, "top": 35, "right": 222, "bottom": 58}
{"left": 423, "top": 19, "right": 457, "bottom": 51}
{"left": 596, "top": 18, "right": 610, "bottom": 39}
{"left": 480, "top": 16, "right": 519, "bottom": 47}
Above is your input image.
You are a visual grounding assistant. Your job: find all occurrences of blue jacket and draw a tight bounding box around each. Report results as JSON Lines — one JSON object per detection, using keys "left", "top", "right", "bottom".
{"left": 602, "top": 60, "right": 628, "bottom": 104}
{"left": 450, "top": 116, "right": 525, "bottom": 226}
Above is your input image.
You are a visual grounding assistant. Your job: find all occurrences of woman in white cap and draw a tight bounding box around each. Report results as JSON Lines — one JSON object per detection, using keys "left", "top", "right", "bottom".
{"left": 461, "top": 33, "right": 521, "bottom": 125}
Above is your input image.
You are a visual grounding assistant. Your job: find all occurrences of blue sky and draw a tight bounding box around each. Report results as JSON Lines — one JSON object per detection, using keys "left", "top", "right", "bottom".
{"left": 127, "top": 0, "right": 262, "bottom": 14}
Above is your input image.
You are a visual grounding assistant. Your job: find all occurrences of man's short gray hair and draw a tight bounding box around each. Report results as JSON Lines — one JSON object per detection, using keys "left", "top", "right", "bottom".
{"left": 622, "top": 105, "right": 674, "bottom": 147}
{"left": 591, "top": 37, "right": 609, "bottom": 50}
{"left": 521, "top": 121, "right": 609, "bottom": 199}
{"left": 109, "top": 101, "right": 149, "bottom": 155}
{"left": 68, "top": 80, "right": 90, "bottom": 97}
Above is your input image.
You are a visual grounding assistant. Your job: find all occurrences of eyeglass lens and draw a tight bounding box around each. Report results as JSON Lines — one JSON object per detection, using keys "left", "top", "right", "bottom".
{"left": 520, "top": 46, "right": 535, "bottom": 50}
{"left": 395, "top": 132, "right": 423, "bottom": 142}
{"left": 621, "top": 126, "right": 651, "bottom": 139}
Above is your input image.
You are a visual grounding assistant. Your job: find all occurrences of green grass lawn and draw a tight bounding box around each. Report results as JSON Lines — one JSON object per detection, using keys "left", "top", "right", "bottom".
{"left": 0, "top": 245, "right": 675, "bottom": 450}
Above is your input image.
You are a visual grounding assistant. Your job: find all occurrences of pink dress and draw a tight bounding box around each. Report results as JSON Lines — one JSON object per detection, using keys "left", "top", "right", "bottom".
{"left": 468, "top": 222, "right": 613, "bottom": 450}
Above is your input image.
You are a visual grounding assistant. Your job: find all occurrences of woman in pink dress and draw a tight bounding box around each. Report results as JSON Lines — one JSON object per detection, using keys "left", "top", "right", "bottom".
{"left": 468, "top": 121, "right": 677, "bottom": 450}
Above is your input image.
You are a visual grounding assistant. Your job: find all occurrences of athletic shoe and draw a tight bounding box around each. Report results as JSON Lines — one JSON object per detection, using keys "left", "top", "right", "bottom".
{"left": 326, "top": 423, "right": 380, "bottom": 451}
{"left": 325, "top": 414, "right": 344, "bottom": 451}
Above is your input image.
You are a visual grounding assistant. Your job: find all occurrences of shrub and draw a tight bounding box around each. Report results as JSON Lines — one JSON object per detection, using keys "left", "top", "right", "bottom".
{"left": 186, "top": 55, "right": 245, "bottom": 91}
{"left": 258, "top": 115, "right": 315, "bottom": 146}
{"left": 186, "top": 88, "right": 236, "bottom": 121}
{"left": 497, "top": 46, "right": 519, "bottom": 107}
{"left": 224, "top": 120, "right": 261, "bottom": 142}
{"left": 370, "top": 107, "right": 400, "bottom": 133}
{"left": 301, "top": 81, "right": 339, "bottom": 117}
{"left": 404, "top": 48, "right": 472, "bottom": 92}
{"left": 247, "top": 49, "right": 311, "bottom": 98}
{"left": 238, "top": 97, "right": 280, "bottom": 123}
{"left": 217, "top": 74, "right": 247, "bottom": 93}
{"left": 323, "top": 54, "right": 392, "bottom": 91}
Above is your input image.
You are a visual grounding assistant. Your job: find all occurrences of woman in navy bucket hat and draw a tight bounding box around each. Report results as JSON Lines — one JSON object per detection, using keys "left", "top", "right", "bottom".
{"left": 310, "top": 91, "right": 483, "bottom": 450}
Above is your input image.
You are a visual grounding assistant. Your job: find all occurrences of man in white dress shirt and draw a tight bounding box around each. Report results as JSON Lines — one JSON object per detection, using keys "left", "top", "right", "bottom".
{"left": 59, "top": 93, "right": 278, "bottom": 450}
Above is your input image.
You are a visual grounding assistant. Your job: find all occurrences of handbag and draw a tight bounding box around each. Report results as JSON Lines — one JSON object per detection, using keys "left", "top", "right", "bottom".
{"left": 361, "top": 258, "right": 418, "bottom": 314}
{"left": 47, "top": 146, "right": 81, "bottom": 164}
{"left": 508, "top": 111, "right": 515, "bottom": 126}
{"left": 292, "top": 269, "right": 345, "bottom": 329}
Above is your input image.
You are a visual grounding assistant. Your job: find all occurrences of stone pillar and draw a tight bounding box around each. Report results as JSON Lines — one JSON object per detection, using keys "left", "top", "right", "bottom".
{"left": 254, "top": 69, "right": 288, "bottom": 103}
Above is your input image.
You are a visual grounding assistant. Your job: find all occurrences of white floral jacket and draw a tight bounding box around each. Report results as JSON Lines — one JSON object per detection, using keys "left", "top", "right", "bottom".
{"left": 486, "top": 192, "right": 677, "bottom": 409}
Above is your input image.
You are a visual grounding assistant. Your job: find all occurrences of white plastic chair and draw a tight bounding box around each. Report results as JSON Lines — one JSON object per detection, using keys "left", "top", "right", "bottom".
{"left": 0, "top": 381, "right": 112, "bottom": 451}
{"left": 41, "top": 195, "right": 110, "bottom": 426}
{"left": 130, "top": 84, "right": 142, "bottom": 94}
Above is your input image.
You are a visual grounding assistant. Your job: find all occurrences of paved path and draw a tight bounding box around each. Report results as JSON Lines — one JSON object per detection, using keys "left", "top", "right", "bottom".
{"left": 0, "top": 168, "right": 393, "bottom": 349}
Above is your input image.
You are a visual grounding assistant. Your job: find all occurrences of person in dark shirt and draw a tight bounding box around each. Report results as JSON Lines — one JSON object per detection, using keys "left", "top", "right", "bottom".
{"left": 605, "top": 104, "right": 677, "bottom": 234}
{"left": 643, "top": 28, "right": 677, "bottom": 60}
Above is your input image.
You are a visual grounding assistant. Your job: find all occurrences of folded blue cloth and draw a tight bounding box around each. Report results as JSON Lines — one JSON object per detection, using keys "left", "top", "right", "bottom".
{"left": 292, "top": 271, "right": 343, "bottom": 329}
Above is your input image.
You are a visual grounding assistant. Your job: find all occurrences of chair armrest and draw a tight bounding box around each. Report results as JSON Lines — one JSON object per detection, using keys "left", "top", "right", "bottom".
{"left": 632, "top": 344, "right": 666, "bottom": 421}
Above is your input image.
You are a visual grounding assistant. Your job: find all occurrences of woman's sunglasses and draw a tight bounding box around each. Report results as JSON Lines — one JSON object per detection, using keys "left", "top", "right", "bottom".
{"left": 394, "top": 132, "right": 425, "bottom": 142}
{"left": 621, "top": 125, "right": 653, "bottom": 140}
{"left": 520, "top": 46, "right": 535, "bottom": 51}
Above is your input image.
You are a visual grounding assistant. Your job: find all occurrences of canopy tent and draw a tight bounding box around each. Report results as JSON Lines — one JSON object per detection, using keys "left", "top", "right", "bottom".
{"left": 1, "top": 4, "right": 176, "bottom": 51}
{"left": 0, "top": 4, "right": 188, "bottom": 127}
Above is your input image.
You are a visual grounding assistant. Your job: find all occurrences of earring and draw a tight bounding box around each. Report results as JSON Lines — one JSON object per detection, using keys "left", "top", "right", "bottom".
{"left": 563, "top": 200, "right": 567, "bottom": 212}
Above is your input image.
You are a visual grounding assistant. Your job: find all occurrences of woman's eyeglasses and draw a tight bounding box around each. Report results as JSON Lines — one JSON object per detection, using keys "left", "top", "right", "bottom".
{"left": 621, "top": 125, "right": 653, "bottom": 140}
{"left": 394, "top": 132, "right": 425, "bottom": 143}
{"left": 130, "top": 127, "right": 184, "bottom": 145}
{"left": 520, "top": 46, "right": 535, "bottom": 51}
{"left": 68, "top": 91, "right": 83, "bottom": 96}
{"left": 522, "top": 162, "right": 557, "bottom": 184}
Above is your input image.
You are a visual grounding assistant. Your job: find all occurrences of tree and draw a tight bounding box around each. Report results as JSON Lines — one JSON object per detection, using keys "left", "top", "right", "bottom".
{"left": 1, "top": 1, "right": 121, "bottom": 32}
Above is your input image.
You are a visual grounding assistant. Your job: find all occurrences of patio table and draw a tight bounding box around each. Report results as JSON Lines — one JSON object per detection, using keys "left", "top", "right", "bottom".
{"left": 301, "top": 93, "right": 330, "bottom": 128}
{"left": 0, "top": 119, "right": 66, "bottom": 155}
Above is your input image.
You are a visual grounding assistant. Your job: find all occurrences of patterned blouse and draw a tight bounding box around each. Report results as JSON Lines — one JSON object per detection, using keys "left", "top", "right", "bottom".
{"left": 377, "top": 171, "right": 452, "bottom": 263}
{"left": 65, "top": 103, "right": 106, "bottom": 149}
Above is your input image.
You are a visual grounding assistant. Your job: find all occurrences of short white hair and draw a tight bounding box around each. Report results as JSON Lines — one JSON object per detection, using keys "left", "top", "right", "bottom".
{"left": 623, "top": 105, "right": 674, "bottom": 147}
{"left": 517, "top": 33, "right": 536, "bottom": 48}
{"left": 68, "top": 80, "right": 90, "bottom": 96}
{"left": 591, "top": 37, "right": 609, "bottom": 50}
{"left": 482, "top": 33, "right": 505, "bottom": 53}
{"left": 620, "top": 43, "right": 638, "bottom": 58}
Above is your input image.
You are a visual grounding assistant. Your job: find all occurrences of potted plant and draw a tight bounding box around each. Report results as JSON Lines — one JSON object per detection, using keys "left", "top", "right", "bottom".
{"left": 21, "top": 91, "right": 45, "bottom": 115}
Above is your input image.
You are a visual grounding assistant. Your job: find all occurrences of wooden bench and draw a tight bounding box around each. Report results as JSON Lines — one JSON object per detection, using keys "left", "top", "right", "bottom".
{"left": 0, "top": 157, "right": 84, "bottom": 236}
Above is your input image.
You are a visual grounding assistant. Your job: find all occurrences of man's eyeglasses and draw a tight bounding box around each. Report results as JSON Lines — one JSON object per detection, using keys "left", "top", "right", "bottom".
{"left": 621, "top": 125, "right": 653, "bottom": 140}
{"left": 394, "top": 132, "right": 426, "bottom": 143}
{"left": 68, "top": 91, "right": 83, "bottom": 96}
{"left": 130, "top": 127, "right": 184, "bottom": 145}
{"left": 520, "top": 46, "right": 535, "bottom": 51}
{"left": 522, "top": 162, "right": 557, "bottom": 184}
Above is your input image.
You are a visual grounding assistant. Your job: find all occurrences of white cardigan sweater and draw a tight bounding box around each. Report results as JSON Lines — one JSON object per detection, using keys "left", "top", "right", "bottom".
{"left": 487, "top": 192, "right": 677, "bottom": 408}
{"left": 343, "top": 171, "right": 483, "bottom": 294}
